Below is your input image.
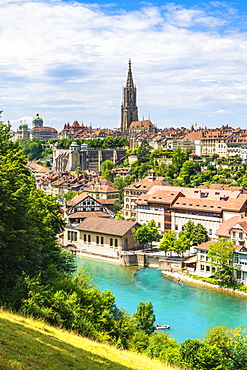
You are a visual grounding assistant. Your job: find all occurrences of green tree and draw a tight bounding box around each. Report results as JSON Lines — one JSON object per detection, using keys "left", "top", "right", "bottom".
{"left": 207, "top": 239, "right": 236, "bottom": 287}
{"left": 204, "top": 326, "right": 247, "bottom": 370}
{"left": 145, "top": 332, "right": 180, "bottom": 364}
{"left": 133, "top": 224, "right": 151, "bottom": 250}
{"left": 100, "top": 160, "right": 114, "bottom": 181}
{"left": 175, "top": 233, "right": 191, "bottom": 257}
{"left": 179, "top": 338, "right": 224, "bottom": 370}
{"left": 137, "top": 139, "right": 151, "bottom": 164}
{"left": 182, "top": 221, "right": 209, "bottom": 246}
{"left": 179, "top": 160, "right": 201, "bottom": 184}
{"left": 113, "top": 199, "right": 121, "bottom": 213}
{"left": 158, "top": 230, "right": 177, "bottom": 256}
{"left": 147, "top": 219, "right": 161, "bottom": 249}
{"left": 20, "top": 138, "right": 43, "bottom": 161}
{"left": 0, "top": 119, "right": 74, "bottom": 304}
{"left": 133, "top": 301, "right": 156, "bottom": 335}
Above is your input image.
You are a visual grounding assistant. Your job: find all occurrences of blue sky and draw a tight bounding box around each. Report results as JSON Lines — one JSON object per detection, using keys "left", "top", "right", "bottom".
{"left": 1, "top": 0, "right": 247, "bottom": 131}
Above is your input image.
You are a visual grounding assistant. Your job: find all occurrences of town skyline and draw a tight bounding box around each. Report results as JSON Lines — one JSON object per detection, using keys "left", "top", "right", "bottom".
{"left": 2, "top": 0, "right": 247, "bottom": 131}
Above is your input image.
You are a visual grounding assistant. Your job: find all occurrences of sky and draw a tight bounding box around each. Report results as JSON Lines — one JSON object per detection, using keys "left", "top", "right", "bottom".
{"left": 1, "top": 0, "right": 247, "bottom": 132}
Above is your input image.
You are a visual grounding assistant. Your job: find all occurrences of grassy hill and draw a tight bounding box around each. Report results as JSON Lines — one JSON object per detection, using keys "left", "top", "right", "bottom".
{"left": 0, "top": 309, "right": 180, "bottom": 370}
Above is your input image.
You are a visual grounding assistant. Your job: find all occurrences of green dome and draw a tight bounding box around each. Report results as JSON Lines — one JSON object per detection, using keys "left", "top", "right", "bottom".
{"left": 33, "top": 113, "right": 43, "bottom": 122}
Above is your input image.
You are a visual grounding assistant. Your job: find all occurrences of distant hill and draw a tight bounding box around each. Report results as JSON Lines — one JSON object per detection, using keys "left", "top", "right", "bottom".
{"left": 0, "top": 309, "right": 179, "bottom": 370}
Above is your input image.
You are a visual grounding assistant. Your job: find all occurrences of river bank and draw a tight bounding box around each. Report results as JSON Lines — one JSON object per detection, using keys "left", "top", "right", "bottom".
{"left": 73, "top": 250, "right": 247, "bottom": 299}
{"left": 162, "top": 270, "right": 247, "bottom": 298}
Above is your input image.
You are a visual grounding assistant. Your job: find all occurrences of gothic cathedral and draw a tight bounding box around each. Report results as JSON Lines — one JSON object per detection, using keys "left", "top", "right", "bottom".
{"left": 120, "top": 60, "right": 138, "bottom": 132}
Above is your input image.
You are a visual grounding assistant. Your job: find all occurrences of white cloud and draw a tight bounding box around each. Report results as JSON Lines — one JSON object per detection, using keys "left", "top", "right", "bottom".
{"left": 1, "top": 0, "right": 247, "bottom": 130}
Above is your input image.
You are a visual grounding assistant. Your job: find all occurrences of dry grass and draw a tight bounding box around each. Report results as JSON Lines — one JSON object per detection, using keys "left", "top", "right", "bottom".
{"left": 0, "top": 309, "right": 180, "bottom": 370}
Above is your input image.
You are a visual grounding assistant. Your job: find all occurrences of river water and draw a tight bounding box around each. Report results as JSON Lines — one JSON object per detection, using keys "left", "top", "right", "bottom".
{"left": 75, "top": 256, "right": 247, "bottom": 343}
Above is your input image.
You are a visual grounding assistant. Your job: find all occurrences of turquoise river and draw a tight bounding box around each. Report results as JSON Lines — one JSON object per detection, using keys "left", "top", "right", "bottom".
{"left": 75, "top": 256, "right": 247, "bottom": 343}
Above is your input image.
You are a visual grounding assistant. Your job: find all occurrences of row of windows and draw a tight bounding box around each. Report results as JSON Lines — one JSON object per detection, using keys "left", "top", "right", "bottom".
{"left": 83, "top": 234, "right": 118, "bottom": 247}
{"left": 232, "top": 231, "right": 244, "bottom": 239}
{"left": 67, "top": 231, "right": 78, "bottom": 241}
{"left": 200, "top": 265, "right": 216, "bottom": 273}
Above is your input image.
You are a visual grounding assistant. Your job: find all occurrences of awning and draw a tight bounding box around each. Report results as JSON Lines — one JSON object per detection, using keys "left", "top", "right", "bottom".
{"left": 183, "top": 255, "right": 197, "bottom": 264}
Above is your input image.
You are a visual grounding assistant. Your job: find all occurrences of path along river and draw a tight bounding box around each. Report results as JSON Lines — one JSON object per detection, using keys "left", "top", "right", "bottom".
{"left": 75, "top": 256, "right": 247, "bottom": 343}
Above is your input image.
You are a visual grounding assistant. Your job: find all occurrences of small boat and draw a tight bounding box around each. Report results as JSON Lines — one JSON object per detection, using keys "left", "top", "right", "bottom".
{"left": 156, "top": 324, "right": 170, "bottom": 330}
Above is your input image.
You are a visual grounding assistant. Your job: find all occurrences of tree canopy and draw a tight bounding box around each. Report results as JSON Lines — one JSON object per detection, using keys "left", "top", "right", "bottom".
{"left": 0, "top": 120, "right": 74, "bottom": 302}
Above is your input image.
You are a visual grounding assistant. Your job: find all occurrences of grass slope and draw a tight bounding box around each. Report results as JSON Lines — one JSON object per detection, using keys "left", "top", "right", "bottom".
{"left": 0, "top": 309, "right": 179, "bottom": 370}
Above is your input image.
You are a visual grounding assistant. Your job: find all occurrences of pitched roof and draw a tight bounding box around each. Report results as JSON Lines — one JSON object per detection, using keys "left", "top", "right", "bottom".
{"left": 129, "top": 120, "right": 155, "bottom": 129}
{"left": 124, "top": 176, "right": 169, "bottom": 192}
{"left": 76, "top": 217, "right": 138, "bottom": 236}
{"left": 68, "top": 211, "right": 110, "bottom": 219}
{"left": 27, "top": 161, "right": 52, "bottom": 173}
{"left": 216, "top": 216, "right": 247, "bottom": 237}
{"left": 195, "top": 240, "right": 240, "bottom": 251}
{"left": 171, "top": 198, "right": 224, "bottom": 213}
{"left": 135, "top": 190, "right": 183, "bottom": 206}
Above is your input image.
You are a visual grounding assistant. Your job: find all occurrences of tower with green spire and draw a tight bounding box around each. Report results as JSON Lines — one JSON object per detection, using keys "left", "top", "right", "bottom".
{"left": 120, "top": 59, "right": 138, "bottom": 133}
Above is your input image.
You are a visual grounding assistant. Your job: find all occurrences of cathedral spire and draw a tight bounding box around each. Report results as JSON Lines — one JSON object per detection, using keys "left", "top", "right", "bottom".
{"left": 126, "top": 59, "right": 134, "bottom": 90}
{"left": 120, "top": 60, "right": 139, "bottom": 133}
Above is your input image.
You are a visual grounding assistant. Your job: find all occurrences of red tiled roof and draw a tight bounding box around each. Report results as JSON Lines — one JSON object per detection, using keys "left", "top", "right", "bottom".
{"left": 76, "top": 217, "right": 138, "bottom": 236}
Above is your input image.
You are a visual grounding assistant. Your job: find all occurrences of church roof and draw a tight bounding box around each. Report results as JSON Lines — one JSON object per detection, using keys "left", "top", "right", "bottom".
{"left": 129, "top": 120, "right": 155, "bottom": 129}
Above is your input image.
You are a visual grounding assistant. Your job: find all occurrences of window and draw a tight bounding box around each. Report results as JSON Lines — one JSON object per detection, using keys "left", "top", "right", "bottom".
{"left": 175, "top": 225, "right": 178, "bottom": 231}
{"left": 84, "top": 234, "right": 87, "bottom": 242}
{"left": 96, "top": 236, "right": 99, "bottom": 244}
{"left": 200, "top": 265, "right": 205, "bottom": 271}
{"left": 206, "top": 265, "right": 210, "bottom": 272}
{"left": 88, "top": 235, "right": 91, "bottom": 243}
{"left": 68, "top": 231, "right": 77, "bottom": 241}
{"left": 201, "top": 255, "right": 205, "bottom": 261}
{"left": 239, "top": 233, "right": 243, "bottom": 239}
{"left": 233, "top": 231, "right": 236, "bottom": 237}
{"left": 110, "top": 238, "right": 113, "bottom": 246}
{"left": 115, "top": 239, "right": 118, "bottom": 248}
{"left": 101, "top": 237, "right": 104, "bottom": 245}
{"left": 209, "top": 229, "right": 212, "bottom": 235}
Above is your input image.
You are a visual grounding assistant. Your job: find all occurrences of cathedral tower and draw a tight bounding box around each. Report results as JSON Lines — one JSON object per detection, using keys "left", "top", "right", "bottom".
{"left": 121, "top": 59, "right": 138, "bottom": 132}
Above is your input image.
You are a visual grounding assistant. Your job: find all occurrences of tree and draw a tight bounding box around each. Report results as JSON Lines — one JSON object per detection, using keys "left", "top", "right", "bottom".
{"left": 147, "top": 219, "right": 161, "bottom": 249}
{"left": 20, "top": 138, "right": 43, "bottom": 160}
{"left": 179, "top": 338, "right": 225, "bottom": 370}
{"left": 145, "top": 332, "right": 180, "bottom": 364}
{"left": 207, "top": 238, "right": 236, "bottom": 287}
{"left": 133, "top": 221, "right": 160, "bottom": 250}
{"left": 182, "top": 221, "right": 209, "bottom": 246}
{"left": 204, "top": 326, "right": 247, "bottom": 370}
{"left": 179, "top": 160, "right": 201, "bottom": 184}
{"left": 175, "top": 233, "right": 191, "bottom": 257}
{"left": 133, "top": 301, "right": 156, "bottom": 335}
{"left": 100, "top": 160, "right": 114, "bottom": 181}
{"left": 158, "top": 230, "right": 177, "bottom": 256}
{"left": 133, "top": 224, "right": 151, "bottom": 250}
{"left": 113, "top": 199, "right": 122, "bottom": 213}
{"left": 137, "top": 139, "right": 151, "bottom": 164}
{"left": 0, "top": 119, "right": 74, "bottom": 304}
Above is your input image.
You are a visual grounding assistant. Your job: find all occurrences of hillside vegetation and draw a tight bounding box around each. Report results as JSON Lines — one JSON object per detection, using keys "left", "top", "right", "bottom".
{"left": 0, "top": 310, "right": 178, "bottom": 370}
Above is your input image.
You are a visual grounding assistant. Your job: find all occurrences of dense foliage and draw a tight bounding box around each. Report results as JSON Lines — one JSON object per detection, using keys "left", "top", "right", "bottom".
{"left": 19, "top": 138, "right": 52, "bottom": 164}
{"left": 158, "top": 221, "right": 209, "bottom": 256}
{"left": 50, "top": 136, "right": 129, "bottom": 149}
